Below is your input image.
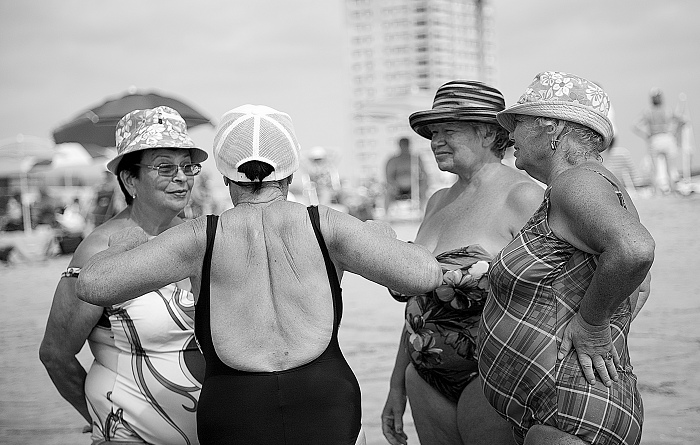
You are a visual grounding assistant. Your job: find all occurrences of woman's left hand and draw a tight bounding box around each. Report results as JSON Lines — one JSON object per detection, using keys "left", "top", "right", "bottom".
{"left": 558, "top": 312, "right": 620, "bottom": 387}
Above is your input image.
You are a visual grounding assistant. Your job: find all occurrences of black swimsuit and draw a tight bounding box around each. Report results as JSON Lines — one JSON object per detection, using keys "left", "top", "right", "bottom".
{"left": 195, "top": 206, "right": 361, "bottom": 445}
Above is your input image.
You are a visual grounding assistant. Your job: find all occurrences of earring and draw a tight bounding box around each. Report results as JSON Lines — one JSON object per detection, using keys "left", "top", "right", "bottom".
{"left": 132, "top": 194, "right": 136, "bottom": 199}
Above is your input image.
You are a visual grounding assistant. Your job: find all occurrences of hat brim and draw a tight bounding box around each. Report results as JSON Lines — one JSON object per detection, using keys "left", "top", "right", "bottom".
{"left": 107, "top": 147, "right": 208, "bottom": 174}
{"left": 409, "top": 108, "right": 501, "bottom": 139}
{"left": 497, "top": 102, "right": 613, "bottom": 150}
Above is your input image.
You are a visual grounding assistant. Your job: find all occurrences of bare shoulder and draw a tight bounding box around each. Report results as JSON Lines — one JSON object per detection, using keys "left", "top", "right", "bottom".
{"left": 422, "top": 186, "right": 451, "bottom": 218}
{"left": 548, "top": 165, "right": 636, "bottom": 222}
{"left": 68, "top": 217, "right": 129, "bottom": 267}
{"left": 501, "top": 169, "right": 544, "bottom": 214}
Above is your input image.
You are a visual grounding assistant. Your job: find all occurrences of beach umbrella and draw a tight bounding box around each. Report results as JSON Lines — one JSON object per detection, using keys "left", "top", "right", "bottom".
{"left": 52, "top": 87, "right": 213, "bottom": 149}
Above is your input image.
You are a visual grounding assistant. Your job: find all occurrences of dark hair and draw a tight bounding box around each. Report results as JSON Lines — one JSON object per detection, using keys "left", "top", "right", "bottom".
{"left": 234, "top": 160, "right": 276, "bottom": 193}
{"left": 115, "top": 151, "right": 144, "bottom": 206}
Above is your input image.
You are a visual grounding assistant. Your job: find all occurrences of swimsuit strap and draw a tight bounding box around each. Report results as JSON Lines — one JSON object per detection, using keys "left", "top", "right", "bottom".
{"left": 307, "top": 205, "right": 343, "bottom": 334}
{"left": 203, "top": 214, "right": 219, "bottom": 284}
{"left": 582, "top": 168, "right": 627, "bottom": 209}
{"left": 195, "top": 214, "right": 219, "bottom": 362}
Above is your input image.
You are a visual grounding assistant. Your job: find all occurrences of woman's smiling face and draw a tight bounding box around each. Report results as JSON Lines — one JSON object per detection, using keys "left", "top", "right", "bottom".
{"left": 132, "top": 148, "right": 195, "bottom": 214}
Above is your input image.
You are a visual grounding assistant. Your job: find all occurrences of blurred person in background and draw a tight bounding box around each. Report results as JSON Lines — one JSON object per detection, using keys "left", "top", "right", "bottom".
{"left": 40, "top": 106, "right": 208, "bottom": 444}
{"left": 384, "top": 137, "right": 428, "bottom": 215}
{"left": 479, "top": 71, "right": 654, "bottom": 445}
{"left": 89, "top": 170, "right": 125, "bottom": 229}
{"left": 75, "top": 104, "right": 442, "bottom": 445}
{"left": 633, "top": 88, "right": 685, "bottom": 194}
{"left": 601, "top": 137, "right": 642, "bottom": 194}
{"left": 381, "top": 81, "right": 544, "bottom": 445}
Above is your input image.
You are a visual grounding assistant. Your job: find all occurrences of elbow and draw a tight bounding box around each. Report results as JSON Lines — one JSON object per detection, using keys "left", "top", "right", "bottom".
{"left": 635, "top": 235, "right": 655, "bottom": 269}
{"left": 74, "top": 278, "right": 89, "bottom": 304}
{"left": 623, "top": 235, "right": 655, "bottom": 275}
{"left": 411, "top": 256, "right": 442, "bottom": 294}
{"left": 39, "top": 339, "right": 61, "bottom": 372}
{"left": 75, "top": 273, "right": 99, "bottom": 306}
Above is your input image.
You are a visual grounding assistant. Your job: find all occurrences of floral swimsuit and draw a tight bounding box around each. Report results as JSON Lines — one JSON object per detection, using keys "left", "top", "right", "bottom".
{"left": 391, "top": 245, "right": 492, "bottom": 403}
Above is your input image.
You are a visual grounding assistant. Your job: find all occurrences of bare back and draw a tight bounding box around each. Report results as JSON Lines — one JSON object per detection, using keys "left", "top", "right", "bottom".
{"left": 415, "top": 164, "right": 543, "bottom": 256}
{"left": 208, "top": 202, "right": 338, "bottom": 372}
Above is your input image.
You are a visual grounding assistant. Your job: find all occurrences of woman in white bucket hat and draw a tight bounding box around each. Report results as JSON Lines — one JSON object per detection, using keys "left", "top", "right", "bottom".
{"left": 477, "top": 72, "right": 654, "bottom": 445}
{"left": 40, "top": 106, "right": 208, "bottom": 444}
{"left": 76, "top": 104, "right": 442, "bottom": 445}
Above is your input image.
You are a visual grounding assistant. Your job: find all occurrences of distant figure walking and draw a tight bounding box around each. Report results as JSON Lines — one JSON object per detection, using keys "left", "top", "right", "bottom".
{"left": 633, "top": 88, "right": 685, "bottom": 194}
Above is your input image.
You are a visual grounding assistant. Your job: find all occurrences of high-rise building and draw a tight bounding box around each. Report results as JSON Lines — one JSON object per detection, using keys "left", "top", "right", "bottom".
{"left": 343, "top": 0, "right": 498, "bottom": 190}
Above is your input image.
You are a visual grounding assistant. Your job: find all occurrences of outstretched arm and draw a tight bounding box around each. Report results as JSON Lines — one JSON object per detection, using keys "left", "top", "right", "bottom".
{"left": 321, "top": 206, "right": 442, "bottom": 295}
{"left": 76, "top": 218, "right": 207, "bottom": 306}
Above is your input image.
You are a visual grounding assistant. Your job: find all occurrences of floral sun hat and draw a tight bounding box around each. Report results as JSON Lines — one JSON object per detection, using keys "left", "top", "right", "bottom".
{"left": 496, "top": 71, "right": 614, "bottom": 150}
{"left": 106, "top": 106, "right": 208, "bottom": 174}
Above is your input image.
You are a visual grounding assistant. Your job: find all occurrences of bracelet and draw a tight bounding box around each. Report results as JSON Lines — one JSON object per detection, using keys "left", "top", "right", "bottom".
{"left": 61, "top": 267, "right": 81, "bottom": 278}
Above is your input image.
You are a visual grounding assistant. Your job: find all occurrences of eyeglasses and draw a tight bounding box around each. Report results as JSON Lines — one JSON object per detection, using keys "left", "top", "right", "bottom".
{"left": 136, "top": 163, "right": 202, "bottom": 177}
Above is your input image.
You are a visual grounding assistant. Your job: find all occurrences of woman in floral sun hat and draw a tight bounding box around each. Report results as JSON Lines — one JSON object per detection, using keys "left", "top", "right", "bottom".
{"left": 477, "top": 72, "right": 654, "bottom": 445}
{"left": 41, "top": 106, "right": 208, "bottom": 444}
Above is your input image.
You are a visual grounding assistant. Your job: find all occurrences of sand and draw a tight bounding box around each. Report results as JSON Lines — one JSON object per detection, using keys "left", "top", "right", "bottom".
{"left": 1, "top": 193, "right": 698, "bottom": 445}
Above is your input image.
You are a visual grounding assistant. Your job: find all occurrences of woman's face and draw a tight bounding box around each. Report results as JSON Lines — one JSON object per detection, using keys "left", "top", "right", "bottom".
{"left": 428, "top": 121, "right": 485, "bottom": 174}
{"left": 130, "top": 148, "right": 195, "bottom": 214}
{"left": 511, "top": 115, "right": 548, "bottom": 175}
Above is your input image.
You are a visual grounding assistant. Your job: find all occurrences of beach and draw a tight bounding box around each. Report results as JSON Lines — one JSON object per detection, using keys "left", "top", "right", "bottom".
{"left": 1, "top": 193, "right": 698, "bottom": 445}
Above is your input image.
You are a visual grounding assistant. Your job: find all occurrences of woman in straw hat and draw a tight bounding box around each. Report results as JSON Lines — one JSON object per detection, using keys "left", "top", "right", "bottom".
{"left": 76, "top": 104, "right": 442, "bottom": 445}
{"left": 478, "top": 71, "right": 654, "bottom": 445}
{"left": 40, "top": 106, "right": 209, "bottom": 444}
{"left": 381, "top": 81, "right": 544, "bottom": 445}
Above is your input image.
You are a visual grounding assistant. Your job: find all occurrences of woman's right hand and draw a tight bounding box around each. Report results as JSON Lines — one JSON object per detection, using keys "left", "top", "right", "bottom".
{"left": 381, "top": 387, "right": 409, "bottom": 445}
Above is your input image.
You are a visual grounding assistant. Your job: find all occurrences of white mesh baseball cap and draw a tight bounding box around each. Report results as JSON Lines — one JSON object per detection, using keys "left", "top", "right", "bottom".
{"left": 213, "top": 104, "right": 301, "bottom": 182}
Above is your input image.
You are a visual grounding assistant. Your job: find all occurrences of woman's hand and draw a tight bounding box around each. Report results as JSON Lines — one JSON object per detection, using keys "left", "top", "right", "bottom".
{"left": 108, "top": 226, "right": 149, "bottom": 250}
{"left": 381, "top": 386, "right": 409, "bottom": 445}
{"left": 558, "top": 312, "right": 620, "bottom": 387}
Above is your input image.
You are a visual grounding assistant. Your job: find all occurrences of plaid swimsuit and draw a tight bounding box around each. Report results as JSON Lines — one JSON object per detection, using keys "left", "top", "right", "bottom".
{"left": 477, "top": 171, "right": 643, "bottom": 445}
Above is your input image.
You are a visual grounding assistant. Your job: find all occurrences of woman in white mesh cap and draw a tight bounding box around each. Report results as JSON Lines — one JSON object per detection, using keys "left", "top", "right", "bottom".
{"left": 76, "top": 104, "right": 443, "bottom": 445}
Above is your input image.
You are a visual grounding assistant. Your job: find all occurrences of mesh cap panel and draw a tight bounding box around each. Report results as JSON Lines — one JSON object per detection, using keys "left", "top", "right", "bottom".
{"left": 213, "top": 105, "right": 301, "bottom": 182}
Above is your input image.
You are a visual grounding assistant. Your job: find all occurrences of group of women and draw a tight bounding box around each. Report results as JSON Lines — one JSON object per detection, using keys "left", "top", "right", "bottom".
{"left": 40, "top": 71, "right": 654, "bottom": 445}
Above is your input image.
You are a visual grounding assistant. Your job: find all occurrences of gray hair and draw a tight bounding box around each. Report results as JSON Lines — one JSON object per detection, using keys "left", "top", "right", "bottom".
{"left": 535, "top": 117, "right": 603, "bottom": 164}
{"left": 473, "top": 122, "right": 510, "bottom": 159}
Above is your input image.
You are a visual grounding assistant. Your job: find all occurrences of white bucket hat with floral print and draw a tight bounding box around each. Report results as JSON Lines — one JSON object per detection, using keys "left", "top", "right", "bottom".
{"left": 497, "top": 71, "right": 614, "bottom": 150}
{"left": 107, "top": 106, "right": 208, "bottom": 174}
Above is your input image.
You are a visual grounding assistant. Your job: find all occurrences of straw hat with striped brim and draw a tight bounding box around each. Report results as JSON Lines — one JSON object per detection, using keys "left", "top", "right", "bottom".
{"left": 496, "top": 71, "right": 614, "bottom": 150}
{"left": 409, "top": 81, "right": 508, "bottom": 140}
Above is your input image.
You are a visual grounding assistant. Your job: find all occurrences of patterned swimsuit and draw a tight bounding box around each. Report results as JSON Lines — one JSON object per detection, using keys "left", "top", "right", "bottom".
{"left": 85, "top": 283, "right": 204, "bottom": 444}
{"left": 391, "top": 245, "right": 492, "bottom": 403}
{"left": 478, "top": 171, "right": 643, "bottom": 445}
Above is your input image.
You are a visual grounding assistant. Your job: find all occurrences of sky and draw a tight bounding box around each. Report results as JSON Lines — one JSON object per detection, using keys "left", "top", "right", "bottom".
{"left": 1, "top": 0, "right": 698, "bottom": 179}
